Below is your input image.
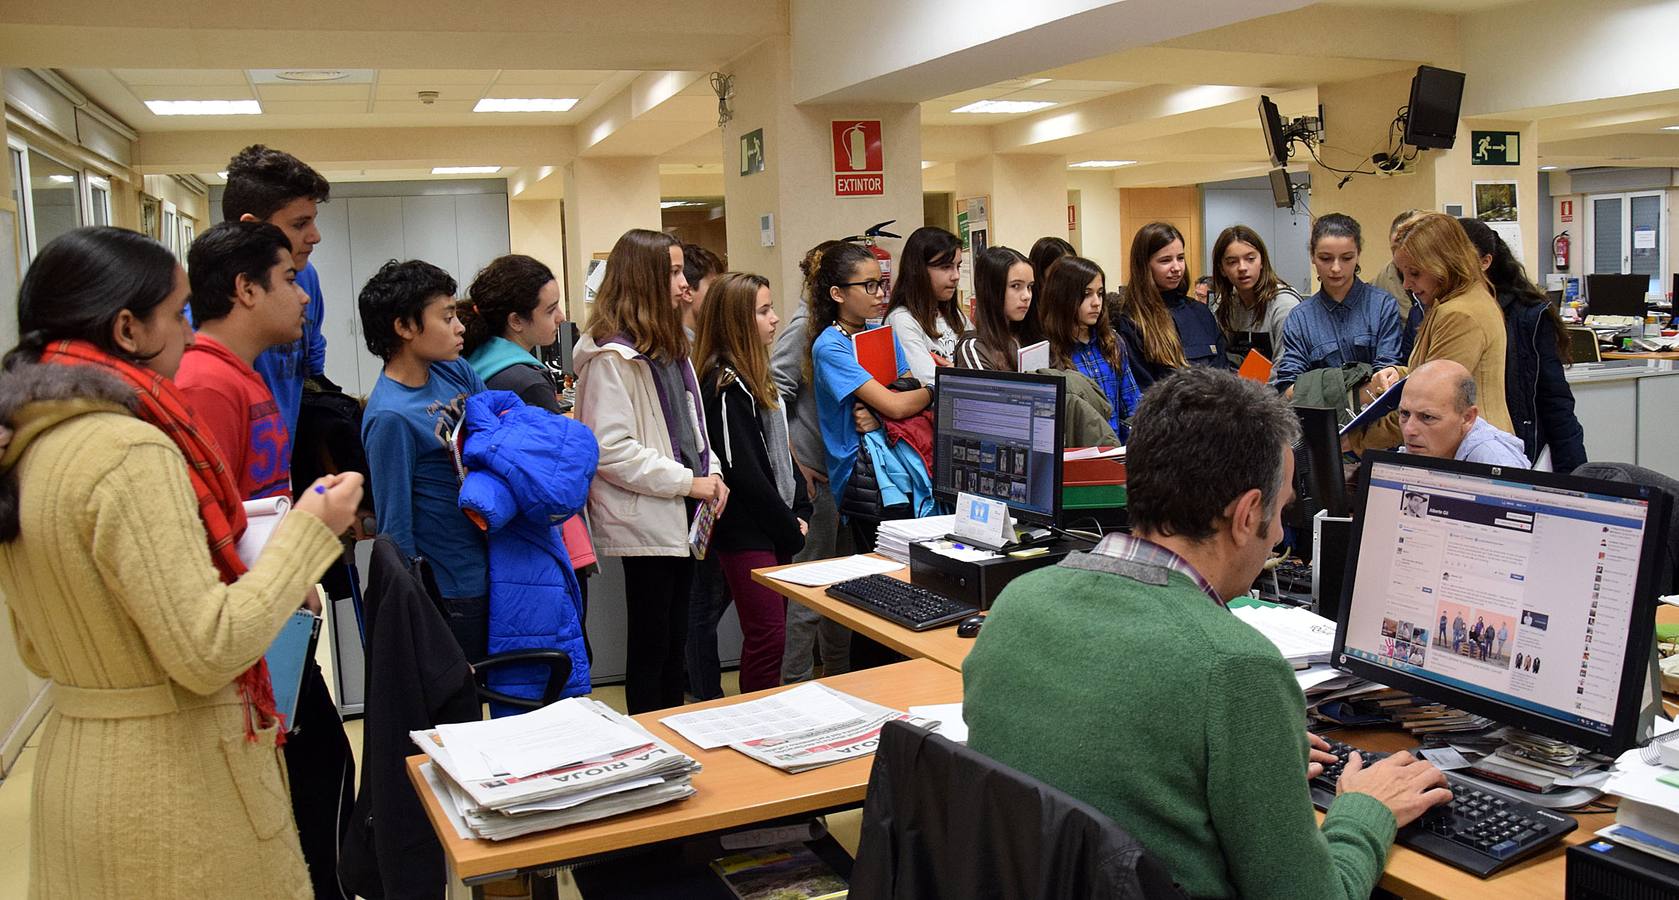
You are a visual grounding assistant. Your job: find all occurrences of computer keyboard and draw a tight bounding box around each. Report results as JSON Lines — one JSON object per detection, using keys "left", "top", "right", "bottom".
{"left": 824, "top": 575, "right": 979, "bottom": 631}
{"left": 1308, "top": 736, "right": 1577, "bottom": 877}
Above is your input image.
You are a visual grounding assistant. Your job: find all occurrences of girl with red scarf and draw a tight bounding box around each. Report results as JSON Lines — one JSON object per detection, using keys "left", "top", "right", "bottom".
{"left": 0, "top": 227, "right": 361, "bottom": 899}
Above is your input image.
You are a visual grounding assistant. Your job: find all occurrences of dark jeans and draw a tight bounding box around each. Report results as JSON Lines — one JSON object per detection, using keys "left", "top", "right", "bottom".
{"left": 621, "top": 555, "right": 695, "bottom": 714}
{"left": 684, "top": 554, "right": 733, "bottom": 702}
{"left": 441, "top": 594, "right": 489, "bottom": 663}
{"left": 283, "top": 660, "right": 355, "bottom": 900}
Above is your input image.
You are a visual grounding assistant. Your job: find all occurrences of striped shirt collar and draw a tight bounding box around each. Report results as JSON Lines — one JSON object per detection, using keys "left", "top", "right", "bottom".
{"left": 1090, "top": 532, "right": 1227, "bottom": 608}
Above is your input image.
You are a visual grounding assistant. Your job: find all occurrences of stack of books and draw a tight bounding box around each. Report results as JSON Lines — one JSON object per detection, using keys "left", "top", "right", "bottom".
{"left": 1231, "top": 604, "right": 1335, "bottom": 669}
{"left": 412, "top": 698, "right": 701, "bottom": 841}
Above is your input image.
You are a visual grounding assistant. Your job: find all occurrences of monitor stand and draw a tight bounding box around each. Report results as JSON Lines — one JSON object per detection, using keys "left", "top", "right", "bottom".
{"left": 1449, "top": 646, "right": 1666, "bottom": 810}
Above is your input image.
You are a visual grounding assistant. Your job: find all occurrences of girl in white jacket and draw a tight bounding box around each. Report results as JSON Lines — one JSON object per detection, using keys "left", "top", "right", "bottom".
{"left": 574, "top": 228, "right": 728, "bottom": 714}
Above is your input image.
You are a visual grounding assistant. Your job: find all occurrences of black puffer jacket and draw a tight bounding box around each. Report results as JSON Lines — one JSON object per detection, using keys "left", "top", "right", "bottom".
{"left": 1498, "top": 290, "right": 1586, "bottom": 472}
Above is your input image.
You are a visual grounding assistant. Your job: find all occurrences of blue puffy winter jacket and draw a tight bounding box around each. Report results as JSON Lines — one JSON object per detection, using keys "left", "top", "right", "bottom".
{"left": 458, "top": 391, "right": 599, "bottom": 712}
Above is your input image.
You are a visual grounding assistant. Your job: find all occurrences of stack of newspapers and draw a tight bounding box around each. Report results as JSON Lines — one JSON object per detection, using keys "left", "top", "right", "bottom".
{"left": 660, "top": 682, "right": 938, "bottom": 774}
{"left": 412, "top": 698, "right": 701, "bottom": 841}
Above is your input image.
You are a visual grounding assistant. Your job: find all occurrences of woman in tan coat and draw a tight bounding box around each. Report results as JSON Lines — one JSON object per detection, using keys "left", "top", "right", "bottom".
{"left": 0, "top": 227, "right": 362, "bottom": 899}
{"left": 1352, "top": 212, "right": 1512, "bottom": 453}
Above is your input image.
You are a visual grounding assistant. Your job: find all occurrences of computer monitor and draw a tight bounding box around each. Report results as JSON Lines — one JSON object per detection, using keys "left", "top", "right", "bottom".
{"left": 1268, "top": 167, "right": 1293, "bottom": 209}
{"left": 1545, "top": 289, "right": 1564, "bottom": 313}
{"left": 1257, "top": 95, "right": 1289, "bottom": 168}
{"left": 932, "top": 368, "right": 1065, "bottom": 528}
{"left": 1587, "top": 274, "right": 1649, "bottom": 318}
{"left": 1403, "top": 65, "right": 1466, "bottom": 150}
{"left": 1331, "top": 451, "right": 1672, "bottom": 755}
{"left": 1289, "top": 406, "right": 1351, "bottom": 543}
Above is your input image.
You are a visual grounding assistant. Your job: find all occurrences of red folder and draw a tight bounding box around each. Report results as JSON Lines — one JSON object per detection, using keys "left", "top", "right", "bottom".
{"left": 852, "top": 325, "right": 898, "bottom": 384}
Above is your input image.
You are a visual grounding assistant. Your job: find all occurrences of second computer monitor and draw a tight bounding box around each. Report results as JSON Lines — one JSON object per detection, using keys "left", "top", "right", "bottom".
{"left": 932, "top": 368, "right": 1065, "bottom": 527}
{"left": 1586, "top": 273, "right": 1649, "bottom": 318}
{"left": 1331, "top": 451, "right": 1671, "bottom": 755}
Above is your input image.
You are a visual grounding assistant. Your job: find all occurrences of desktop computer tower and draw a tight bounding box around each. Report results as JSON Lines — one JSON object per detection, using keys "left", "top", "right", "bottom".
{"left": 909, "top": 536, "right": 1090, "bottom": 610}
{"left": 1567, "top": 840, "right": 1679, "bottom": 899}
{"left": 1311, "top": 510, "right": 1353, "bottom": 622}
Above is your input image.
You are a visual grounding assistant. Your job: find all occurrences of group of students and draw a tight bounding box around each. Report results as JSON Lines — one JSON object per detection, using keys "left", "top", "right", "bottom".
{"left": 0, "top": 124, "right": 1596, "bottom": 897}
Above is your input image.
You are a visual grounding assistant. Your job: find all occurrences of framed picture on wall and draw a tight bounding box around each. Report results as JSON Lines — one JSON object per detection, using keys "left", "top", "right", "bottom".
{"left": 1473, "top": 181, "right": 1518, "bottom": 222}
{"left": 140, "top": 194, "right": 161, "bottom": 240}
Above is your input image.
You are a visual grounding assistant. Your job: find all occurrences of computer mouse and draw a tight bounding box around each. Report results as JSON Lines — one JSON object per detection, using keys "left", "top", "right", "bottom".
{"left": 957, "top": 614, "right": 987, "bottom": 638}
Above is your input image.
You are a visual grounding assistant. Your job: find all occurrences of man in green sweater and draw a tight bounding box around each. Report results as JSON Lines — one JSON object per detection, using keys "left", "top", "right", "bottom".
{"left": 964, "top": 367, "right": 1451, "bottom": 899}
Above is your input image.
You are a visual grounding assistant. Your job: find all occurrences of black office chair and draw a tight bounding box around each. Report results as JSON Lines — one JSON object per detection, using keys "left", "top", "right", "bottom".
{"left": 850, "top": 720, "right": 1187, "bottom": 900}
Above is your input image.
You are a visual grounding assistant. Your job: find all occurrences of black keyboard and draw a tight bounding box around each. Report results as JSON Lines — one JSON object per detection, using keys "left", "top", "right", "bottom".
{"left": 1308, "top": 737, "right": 1576, "bottom": 877}
{"left": 824, "top": 575, "right": 979, "bottom": 631}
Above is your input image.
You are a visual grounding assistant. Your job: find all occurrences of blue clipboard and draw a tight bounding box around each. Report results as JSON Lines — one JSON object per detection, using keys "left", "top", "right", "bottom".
{"left": 264, "top": 610, "right": 320, "bottom": 733}
{"left": 1339, "top": 376, "right": 1406, "bottom": 437}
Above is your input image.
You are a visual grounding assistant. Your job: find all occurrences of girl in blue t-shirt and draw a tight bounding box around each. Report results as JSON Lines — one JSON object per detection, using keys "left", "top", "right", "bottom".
{"left": 805, "top": 242, "right": 933, "bottom": 547}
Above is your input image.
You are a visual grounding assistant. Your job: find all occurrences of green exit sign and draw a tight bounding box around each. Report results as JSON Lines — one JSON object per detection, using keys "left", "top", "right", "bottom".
{"left": 1471, "top": 130, "right": 1520, "bottom": 165}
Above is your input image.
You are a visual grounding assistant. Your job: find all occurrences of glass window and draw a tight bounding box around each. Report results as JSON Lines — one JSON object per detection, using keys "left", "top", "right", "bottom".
{"left": 26, "top": 149, "right": 80, "bottom": 253}
{"left": 88, "top": 178, "right": 111, "bottom": 227}
{"left": 1630, "top": 193, "right": 1661, "bottom": 295}
{"left": 7, "top": 146, "right": 27, "bottom": 254}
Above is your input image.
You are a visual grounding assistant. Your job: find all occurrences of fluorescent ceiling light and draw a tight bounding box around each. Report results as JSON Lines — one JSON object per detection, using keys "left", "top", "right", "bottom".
{"left": 474, "top": 98, "right": 579, "bottom": 113}
{"left": 1069, "top": 160, "right": 1137, "bottom": 168}
{"left": 661, "top": 200, "right": 704, "bottom": 209}
{"left": 921, "top": 160, "right": 936, "bottom": 169}
{"left": 1539, "top": 165, "right": 1558, "bottom": 171}
{"left": 275, "top": 70, "right": 348, "bottom": 82}
{"left": 1662, "top": 125, "right": 1679, "bottom": 131}
{"left": 432, "top": 166, "right": 501, "bottom": 175}
{"left": 951, "top": 99, "right": 1056, "bottom": 114}
{"left": 144, "top": 99, "right": 261, "bottom": 116}
{"left": 217, "top": 170, "right": 229, "bottom": 179}
{"left": 47, "top": 174, "right": 75, "bottom": 183}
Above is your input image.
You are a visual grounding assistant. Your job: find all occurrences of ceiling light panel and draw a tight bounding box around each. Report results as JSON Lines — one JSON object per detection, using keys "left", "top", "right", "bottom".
{"left": 951, "top": 99, "right": 1057, "bottom": 114}
{"left": 473, "top": 98, "right": 580, "bottom": 113}
{"left": 1069, "top": 160, "right": 1138, "bottom": 168}
{"left": 144, "top": 100, "right": 262, "bottom": 116}
{"left": 432, "top": 166, "right": 502, "bottom": 175}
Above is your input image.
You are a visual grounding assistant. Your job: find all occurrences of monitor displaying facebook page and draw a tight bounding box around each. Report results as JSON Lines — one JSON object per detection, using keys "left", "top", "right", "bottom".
{"left": 934, "top": 376, "right": 1059, "bottom": 518}
{"left": 1342, "top": 460, "right": 1652, "bottom": 738}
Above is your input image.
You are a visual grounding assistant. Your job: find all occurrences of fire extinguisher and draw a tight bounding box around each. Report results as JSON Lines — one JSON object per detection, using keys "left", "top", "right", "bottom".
{"left": 1553, "top": 231, "right": 1570, "bottom": 271}
{"left": 841, "top": 220, "right": 902, "bottom": 294}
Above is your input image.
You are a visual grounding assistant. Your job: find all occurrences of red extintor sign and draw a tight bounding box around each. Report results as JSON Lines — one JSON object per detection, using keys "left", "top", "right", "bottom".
{"left": 832, "top": 120, "right": 884, "bottom": 197}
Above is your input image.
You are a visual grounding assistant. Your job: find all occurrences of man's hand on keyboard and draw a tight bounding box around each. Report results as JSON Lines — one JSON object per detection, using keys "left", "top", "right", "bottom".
{"left": 1307, "top": 732, "right": 1338, "bottom": 780}
{"left": 1336, "top": 750, "right": 1454, "bottom": 827}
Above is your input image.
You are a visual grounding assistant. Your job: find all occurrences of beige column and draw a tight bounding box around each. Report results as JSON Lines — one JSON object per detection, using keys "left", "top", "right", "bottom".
{"left": 955, "top": 154, "right": 1070, "bottom": 259}
{"left": 562, "top": 157, "right": 661, "bottom": 324}
{"left": 720, "top": 36, "right": 924, "bottom": 316}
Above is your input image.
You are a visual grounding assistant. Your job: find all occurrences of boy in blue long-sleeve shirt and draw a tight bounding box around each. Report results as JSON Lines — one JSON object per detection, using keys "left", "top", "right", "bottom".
{"left": 358, "top": 258, "right": 490, "bottom": 659}
{"left": 221, "top": 144, "right": 334, "bottom": 441}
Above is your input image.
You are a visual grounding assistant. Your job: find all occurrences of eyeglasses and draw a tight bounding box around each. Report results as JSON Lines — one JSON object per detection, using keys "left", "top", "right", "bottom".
{"left": 839, "top": 279, "right": 885, "bottom": 296}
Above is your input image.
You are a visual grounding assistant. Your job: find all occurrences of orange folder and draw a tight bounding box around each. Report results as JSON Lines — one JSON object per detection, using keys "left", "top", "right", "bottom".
{"left": 1237, "top": 349, "right": 1273, "bottom": 383}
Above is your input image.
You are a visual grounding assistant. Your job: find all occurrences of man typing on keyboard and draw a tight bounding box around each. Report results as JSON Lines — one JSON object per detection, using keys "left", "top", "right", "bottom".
{"left": 965, "top": 368, "right": 1452, "bottom": 899}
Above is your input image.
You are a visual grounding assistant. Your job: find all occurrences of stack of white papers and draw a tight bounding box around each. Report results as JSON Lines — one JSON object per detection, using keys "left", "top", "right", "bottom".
{"left": 412, "top": 698, "right": 701, "bottom": 841}
{"left": 874, "top": 515, "right": 958, "bottom": 563}
{"left": 1232, "top": 604, "right": 1336, "bottom": 668}
{"left": 763, "top": 554, "right": 904, "bottom": 587}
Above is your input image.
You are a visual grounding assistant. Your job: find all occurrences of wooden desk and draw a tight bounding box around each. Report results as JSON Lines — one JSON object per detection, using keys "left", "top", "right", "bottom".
{"left": 752, "top": 556, "right": 976, "bottom": 671}
{"left": 406, "top": 658, "right": 963, "bottom": 890}
{"left": 1603, "top": 349, "right": 1679, "bottom": 360}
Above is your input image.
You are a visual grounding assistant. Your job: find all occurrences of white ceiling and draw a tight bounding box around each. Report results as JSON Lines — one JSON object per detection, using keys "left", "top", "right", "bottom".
{"left": 60, "top": 67, "right": 639, "bottom": 131}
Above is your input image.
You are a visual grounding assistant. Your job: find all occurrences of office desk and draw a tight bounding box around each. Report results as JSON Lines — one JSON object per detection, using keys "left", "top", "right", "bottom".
{"left": 1603, "top": 350, "right": 1679, "bottom": 361}
{"left": 751, "top": 556, "right": 975, "bottom": 671}
{"left": 406, "top": 658, "right": 963, "bottom": 893}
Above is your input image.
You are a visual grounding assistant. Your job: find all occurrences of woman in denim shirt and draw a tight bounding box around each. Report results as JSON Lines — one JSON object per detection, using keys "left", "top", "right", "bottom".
{"left": 1274, "top": 214, "right": 1403, "bottom": 395}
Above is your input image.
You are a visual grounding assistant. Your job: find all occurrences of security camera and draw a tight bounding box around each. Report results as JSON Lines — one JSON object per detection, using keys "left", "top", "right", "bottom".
{"left": 418, "top": 91, "right": 439, "bottom": 105}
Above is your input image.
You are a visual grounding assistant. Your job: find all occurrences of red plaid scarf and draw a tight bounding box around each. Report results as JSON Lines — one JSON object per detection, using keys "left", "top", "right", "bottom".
{"left": 40, "top": 340, "right": 284, "bottom": 743}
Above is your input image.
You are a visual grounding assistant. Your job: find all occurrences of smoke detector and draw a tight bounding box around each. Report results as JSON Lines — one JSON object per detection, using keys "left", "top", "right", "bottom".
{"left": 418, "top": 91, "right": 440, "bottom": 105}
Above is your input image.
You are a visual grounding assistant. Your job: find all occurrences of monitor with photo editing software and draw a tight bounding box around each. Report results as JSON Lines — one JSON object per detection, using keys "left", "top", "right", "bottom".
{"left": 932, "top": 368, "right": 1064, "bottom": 528}
{"left": 1331, "top": 451, "right": 1671, "bottom": 755}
